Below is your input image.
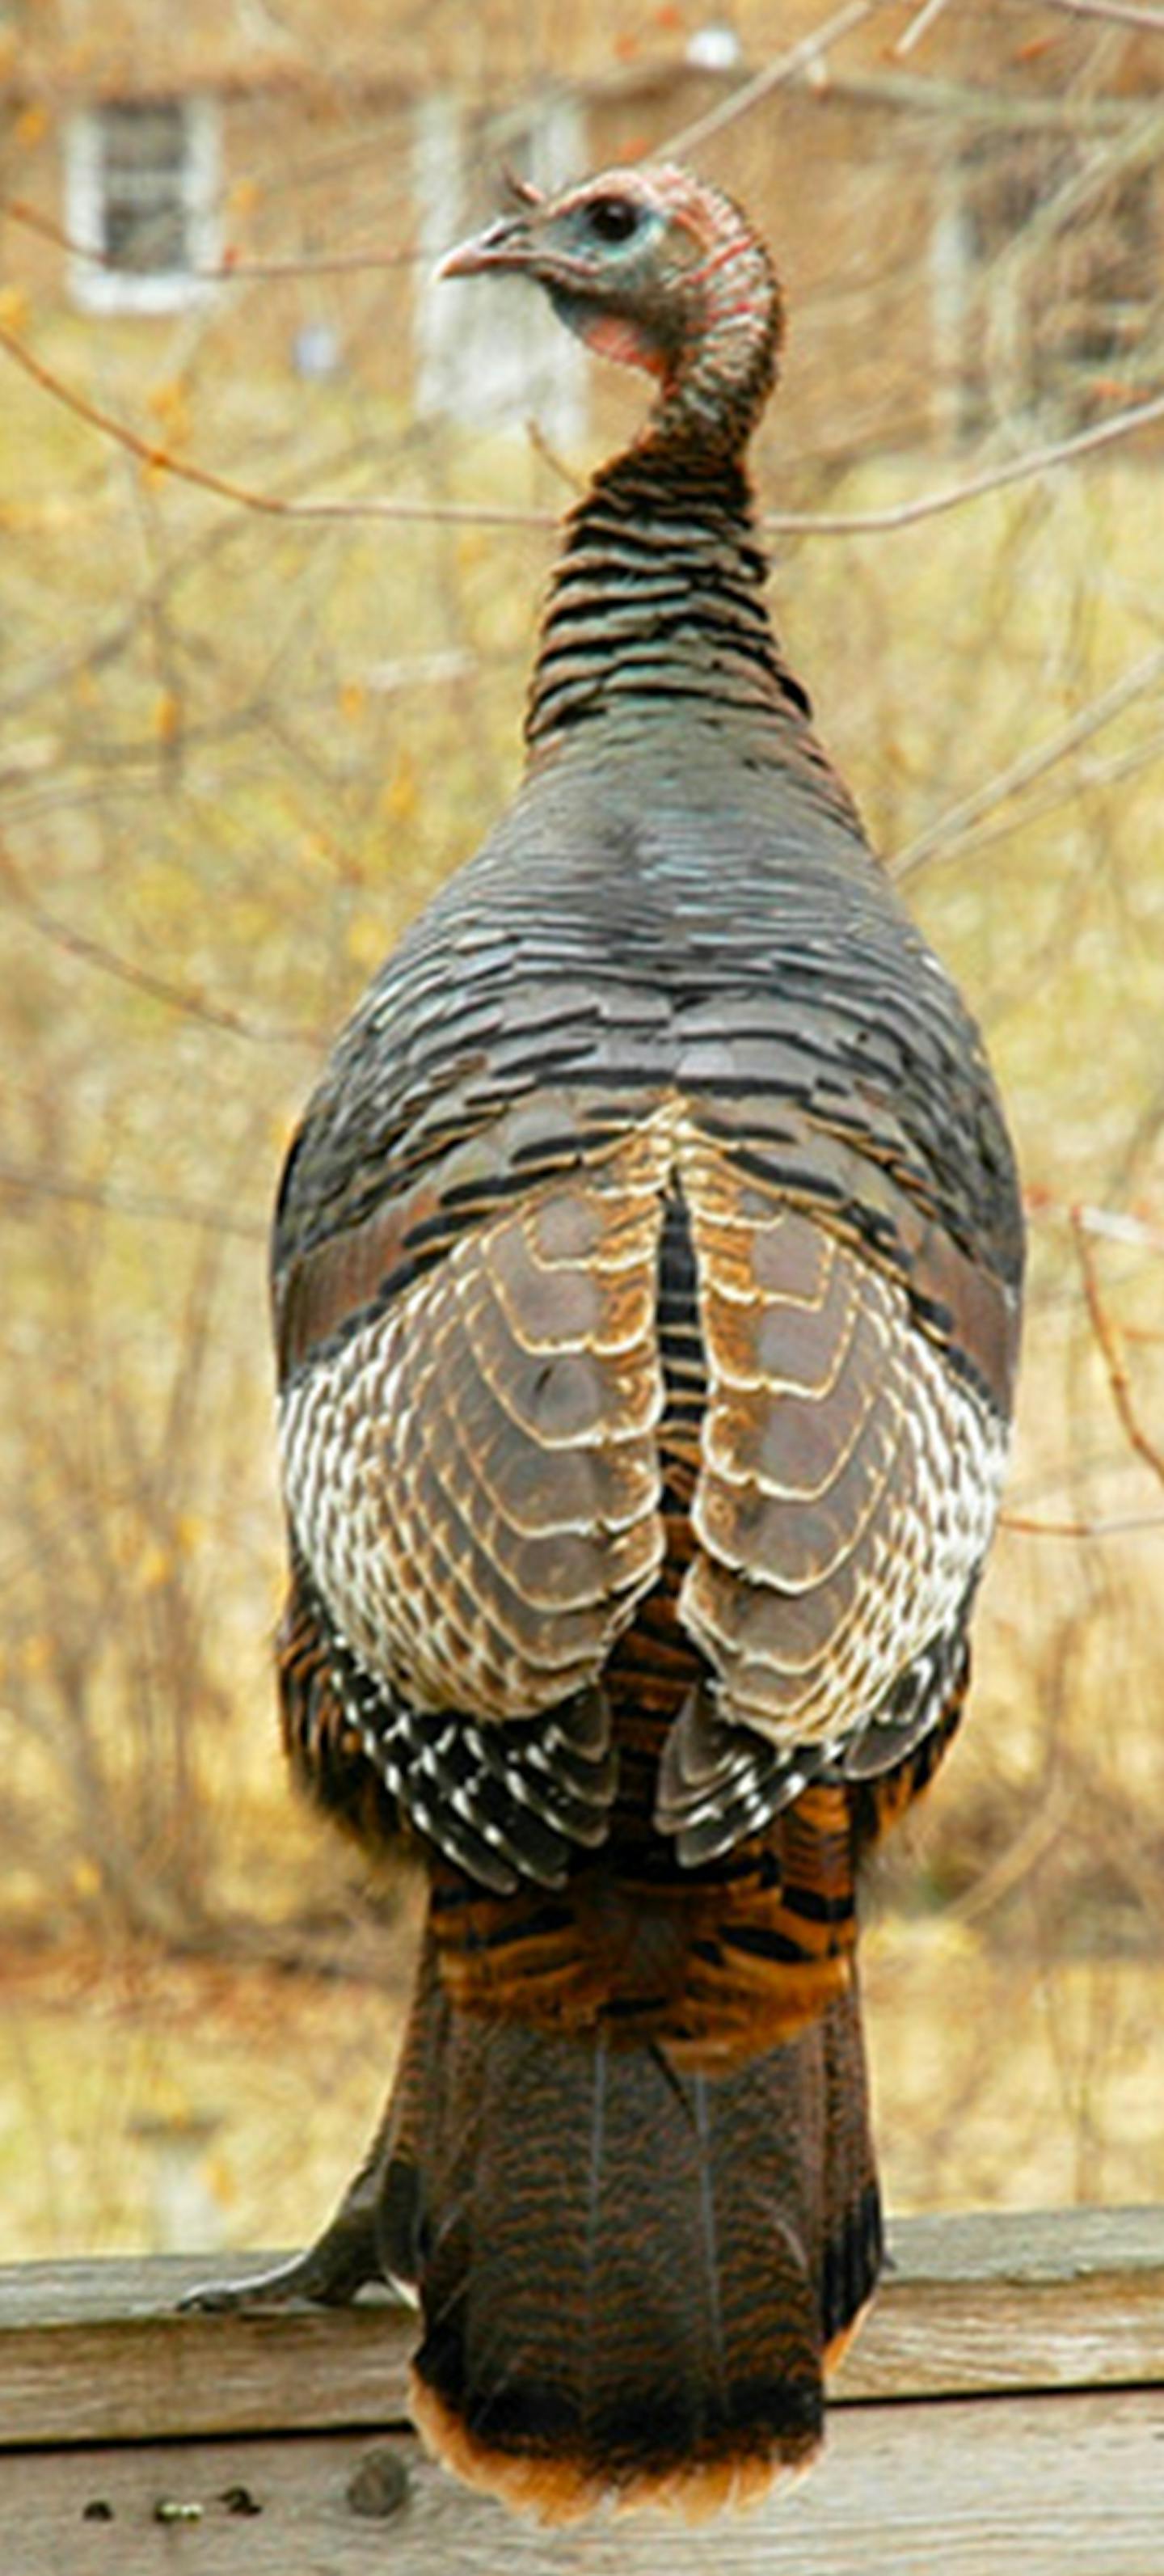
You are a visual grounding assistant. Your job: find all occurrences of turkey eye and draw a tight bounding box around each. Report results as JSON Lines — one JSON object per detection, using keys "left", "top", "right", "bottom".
{"left": 585, "top": 197, "right": 639, "bottom": 244}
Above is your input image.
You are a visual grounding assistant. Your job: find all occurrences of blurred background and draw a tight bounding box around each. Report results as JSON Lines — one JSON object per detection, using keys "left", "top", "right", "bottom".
{"left": 2, "top": 0, "right": 1162, "bottom": 2266}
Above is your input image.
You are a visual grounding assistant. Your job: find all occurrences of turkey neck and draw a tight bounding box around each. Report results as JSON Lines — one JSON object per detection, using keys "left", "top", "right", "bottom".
{"left": 524, "top": 439, "right": 812, "bottom": 763}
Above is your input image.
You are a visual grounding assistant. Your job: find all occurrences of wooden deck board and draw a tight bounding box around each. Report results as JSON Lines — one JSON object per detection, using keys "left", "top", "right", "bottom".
{"left": 2, "top": 2393, "right": 1163, "bottom": 2575}
{"left": 1, "top": 2211, "right": 1162, "bottom": 2572}
{"left": 2, "top": 2207, "right": 1162, "bottom": 2450}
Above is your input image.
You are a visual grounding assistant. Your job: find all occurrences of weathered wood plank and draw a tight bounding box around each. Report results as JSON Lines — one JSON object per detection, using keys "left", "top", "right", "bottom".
{"left": 837, "top": 2203, "right": 1164, "bottom": 2404}
{"left": 2, "top": 2392, "right": 1162, "bottom": 2576}
{"left": 0, "top": 2278, "right": 412, "bottom": 2453}
{"left": 1, "top": 2208, "right": 1162, "bottom": 2451}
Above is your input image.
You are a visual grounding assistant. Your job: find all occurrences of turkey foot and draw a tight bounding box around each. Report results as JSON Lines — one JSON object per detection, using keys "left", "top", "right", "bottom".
{"left": 179, "top": 2111, "right": 405, "bottom": 2312}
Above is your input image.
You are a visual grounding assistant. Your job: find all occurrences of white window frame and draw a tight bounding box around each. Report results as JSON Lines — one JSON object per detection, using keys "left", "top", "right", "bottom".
{"left": 65, "top": 96, "right": 221, "bottom": 316}
{"left": 414, "top": 91, "right": 586, "bottom": 443}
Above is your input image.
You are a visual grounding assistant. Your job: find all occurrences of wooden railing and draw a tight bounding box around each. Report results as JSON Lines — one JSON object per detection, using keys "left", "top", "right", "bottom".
{"left": 2, "top": 2207, "right": 1162, "bottom": 2572}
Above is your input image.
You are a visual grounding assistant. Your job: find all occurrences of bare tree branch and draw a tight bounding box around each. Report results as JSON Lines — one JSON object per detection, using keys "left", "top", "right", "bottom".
{"left": 766, "top": 393, "right": 1164, "bottom": 535}
{"left": 1043, "top": 0, "right": 1164, "bottom": 31}
{"left": 0, "top": 322, "right": 550, "bottom": 531}
{"left": 1075, "top": 1206, "right": 1164, "bottom": 1258}
{"left": 0, "top": 191, "right": 424, "bottom": 281}
{"left": 663, "top": 1, "right": 883, "bottom": 159}
{"left": 0, "top": 1160, "right": 267, "bottom": 1238}
{"left": 1072, "top": 1209, "right": 1164, "bottom": 1489}
{"left": 894, "top": 0, "right": 956, "bottom": 51}
{"left": 892, "top": 644, "right": 1164, "bottom": 879}
{"left": 6, "top": 314, "right": 1164, "bottom": 548}
{"left": 0, "top": 837, "right": 318, "bottom": 1045}
{"left": 1001, "top": 1506, "right": 1164, "bottom": 1536}
{"left": 896, "top": 723, "right": 1164, "bottom": 880}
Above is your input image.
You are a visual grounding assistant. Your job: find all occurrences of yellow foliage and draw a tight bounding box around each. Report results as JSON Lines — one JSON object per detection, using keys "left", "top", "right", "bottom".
{"left": 382, "top": 751, "right": 419, "bottom": 820}
{"left": 146, "top": 379, "right": 192, "bottom": 449}
{"left": 297, "top": 832, "right": 334, "bottom": 873}
{"left": 205, "top": 2154, "right": 238, "bottom": 2206}
{"left": 139, "top": 1543, "right": 175, "bottom": 1591}
{"left": 13, "top": 105, "right": 48, "bottom": 151}
{"left": 110, "top": 1515, "right": 143, "bottom": 1574}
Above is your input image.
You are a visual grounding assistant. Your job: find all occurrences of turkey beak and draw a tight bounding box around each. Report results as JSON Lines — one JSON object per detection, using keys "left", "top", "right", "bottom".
{"left": 436, "top": 212, "right": 539, "bottom": 281}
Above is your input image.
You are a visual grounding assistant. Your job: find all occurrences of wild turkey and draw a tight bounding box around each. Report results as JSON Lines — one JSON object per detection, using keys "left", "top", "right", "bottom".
{"left": 194, "top": 164, "right": 1023, "bottom": 2519}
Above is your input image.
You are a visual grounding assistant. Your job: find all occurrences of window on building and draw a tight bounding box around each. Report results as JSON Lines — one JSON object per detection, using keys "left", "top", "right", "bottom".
{"left": 65, "top": 98, "right": 220, "bottom": 315}
{"left": 413, "top": 91, "right": 586, "bottom": 443}
{"left": 932, "top": 130, "right": 1159, "bottom": 439}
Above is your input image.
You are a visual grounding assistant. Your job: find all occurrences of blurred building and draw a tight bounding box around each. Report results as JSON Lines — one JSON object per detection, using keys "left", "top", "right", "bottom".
{"left": 1, "top": 0, "right": 1161, "bottom": 460}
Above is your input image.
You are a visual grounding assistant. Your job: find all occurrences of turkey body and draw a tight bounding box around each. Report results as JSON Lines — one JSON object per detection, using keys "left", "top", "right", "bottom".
{"left": 253, "top": 167, "right": 1023, "bottom": 2521}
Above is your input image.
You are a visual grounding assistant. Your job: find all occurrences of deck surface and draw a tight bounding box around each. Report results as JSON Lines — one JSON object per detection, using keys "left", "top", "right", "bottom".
{"left": 2, "top": 2208, "right": 1162, "bottom": 2574}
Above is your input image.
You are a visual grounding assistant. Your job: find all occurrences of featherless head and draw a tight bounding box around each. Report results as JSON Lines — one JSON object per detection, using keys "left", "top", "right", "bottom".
{"left": 439, "top": 163, "right": 782, "bottom": 455}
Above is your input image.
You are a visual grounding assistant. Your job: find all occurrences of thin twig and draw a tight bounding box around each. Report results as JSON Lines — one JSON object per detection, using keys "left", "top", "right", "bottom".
{"left": 765, "top": 390, "right": 1164, "bottom": 535}
{"left": 1044, "top": 0, "right": 1164, "bottom": 30}
{"left": 6, "top": 315, "right": 1164, "bottom": 548}
{"left": 663, "top": 0, "right": 882, "bottom": 159}
{"left": 522, "top": 415, "right": 587, "bottom": 495}
{"left": 0, "top": 322, "right": 550, "bottom": 531}
{"left": 898, "top": 718, "right": 1164, "bottom": 877}
{"left": 895, "top": 0, "right": 957, "bottom": 54}
{"left": 0, "top": 836, "right": 315, "bottom": 1046}
{"left": 1072, "top": 1208, "right": 1164, "bottom": 1489}
{"left": 0, "top": 1160, "right": 266, "bottom": 1239}
{"left": 892, "top": 644, "right": 1164, "bottom": 879}
{"left": 0, "top": 192, "right": 423, "bottom": 281}
{"left": 943, "top": 1780, "right": 1070, "bottom": 1924}
{"left": 1000, "top": 1506, "right": 1164, "bottom": 1537}
{"left": 1074, "top": 1203, "right": 1164, "bottom": 1256}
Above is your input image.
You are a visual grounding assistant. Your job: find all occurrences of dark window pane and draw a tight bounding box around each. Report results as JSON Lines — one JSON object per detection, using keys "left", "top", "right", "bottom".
{"left": 103, "top": 193, "right": 188, "bottom": 274}
{"left": 98, "top": 102, "right": 191, "bottom": 277}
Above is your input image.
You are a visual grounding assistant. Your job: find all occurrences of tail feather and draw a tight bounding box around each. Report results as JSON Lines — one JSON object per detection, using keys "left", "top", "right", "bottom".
{"left": 382, "top": 1923, "right": 879, "bottom": 2523}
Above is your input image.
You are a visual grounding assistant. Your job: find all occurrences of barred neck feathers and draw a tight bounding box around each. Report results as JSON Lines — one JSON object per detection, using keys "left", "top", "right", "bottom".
{"left": 523, "top": 441, "right": 806, "bottom": 757}
{"left": 440, "top": 164, "right": 837, "bottom": 779}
